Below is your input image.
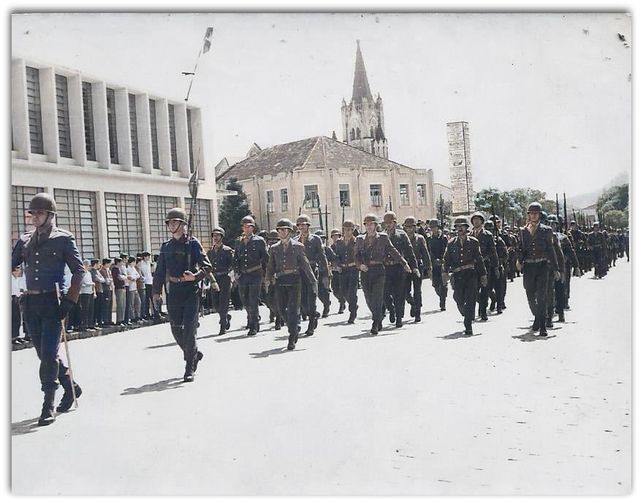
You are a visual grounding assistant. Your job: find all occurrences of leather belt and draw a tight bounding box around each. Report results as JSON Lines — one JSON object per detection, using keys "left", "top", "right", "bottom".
{"left": 275, "top": 269, "right": 299, "bottom": 279}
{"left": 342, "top": 262, "right": 357, "bottom": 268}
{"left": 24, "top": 289, "right": 57, "bottom": 295}
{"left": 524, "top": 258, "right": 548, "bottom": 264}
{"left": 365, "top": 261, "right": 383, "bottom": 266}
{"left": 168, "top": 276, "right": 198, "bottom": 283}
{"left": 451, "top": 263, "right": 475, "bottom": 274}
{"left": 240, "top": 264, "right": 263, "bottom": 274}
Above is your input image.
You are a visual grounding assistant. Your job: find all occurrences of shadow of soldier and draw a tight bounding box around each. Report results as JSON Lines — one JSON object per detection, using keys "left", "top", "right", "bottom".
{"left": 121, "top": 378, "right": 184, "bottom": 395}
{"left": 511, "top": 333, "right": 558, "bottom": 342}
{"left": 249, "top": 347, "right": 307, "bottom": 358}
{"left": 437, "top": 331, "right": 482, "bottom": 340}
{"left": 11, "top": 416, "right": 41, "bottom": 436}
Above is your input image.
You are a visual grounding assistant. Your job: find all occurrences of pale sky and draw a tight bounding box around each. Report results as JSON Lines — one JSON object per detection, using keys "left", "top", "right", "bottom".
{"left": 11, "top": 12, "right": 632, "bottom": 197}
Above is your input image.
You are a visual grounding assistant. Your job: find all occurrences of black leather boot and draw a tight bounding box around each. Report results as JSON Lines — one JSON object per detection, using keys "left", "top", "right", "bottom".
{"left": 56, "top": 379, "right": 82, "bottom": 413}
{"left": 38, "top": 390, "right": 56, "bottom": 426}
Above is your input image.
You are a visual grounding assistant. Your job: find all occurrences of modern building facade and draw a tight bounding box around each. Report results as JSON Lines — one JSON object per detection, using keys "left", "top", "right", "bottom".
{"left": 218, "top": 136, "right": 435, "bottom": 232}
{"left": 447, "top": 121, "right": 475, "bottom": 215}
{"left": 11, "top": 58, "right": 218, "bottom": 259}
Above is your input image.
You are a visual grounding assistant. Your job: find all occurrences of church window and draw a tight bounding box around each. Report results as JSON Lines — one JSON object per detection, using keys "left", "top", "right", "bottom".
{"left": 369, "top": 184, "right": 382, "bottom": 207}
{"left": 339, "top": 184, "right": 351, "bottom": 207}
{"left": 417, "top": 184, "right": 427, "bottom": 206}
{"left": 399, "top": 184, "right": 410, "bottom": 206}
{"left": 356, "top": 128, "right": 361, "bottom": 139}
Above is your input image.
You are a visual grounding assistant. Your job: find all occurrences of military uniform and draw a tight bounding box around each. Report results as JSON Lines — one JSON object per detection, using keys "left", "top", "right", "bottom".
{"left": 234, "top": 231, "right": 269, "bottom": 335}
{"left": 333, "top": 230, "right": 359, "bottom": 323}
{"left": 207, "top": 232, "right": 234, "bottom": 335}
{"left": 319, "top": 237, "right": 337, "bottom": 317}
{"left": 329, "top": 231, "right": 346, "bottom": 314}
{"left": 470, "top": 214, "right": 499, "bottom": 321}
{"left": 486, "top": 221, "right": 508, "bottom": 314}
{"left": 404, "top": 219, "right": 432, "bottom": 322}
{"left": 383, "top": 224, "right": 418, "bottom": 327}
{"left": 427, "top": 223, "right": 449, "bottom": 311}
{"left": 11, "top": 193, "right": 84, "bottom": 425}
{"left": 443, "top": 227, "right": 487, "bottom": 335}
{"left": 355, "top": 225, "right": 408, "bottom": 334}
{"left": 153, "top": 228, "right": 212, "bottom": 381}
{"left": 588, "top": 226, "right": 607, "bottom": 278}
{"left": 545, "top": 225, "right": 565, "bottom": 326}
{"left": 517, "top": 204, "right": 559, "bottom": 335}
{"left": 555, "top": 229, "right": 580, "bottom": 318}
{"left": 265, "top": 227, "right": 317, "bottom": 350}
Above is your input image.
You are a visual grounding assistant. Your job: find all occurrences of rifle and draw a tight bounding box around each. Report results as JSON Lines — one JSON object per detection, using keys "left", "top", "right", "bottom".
{"left": 186, "top": 158, "right": 200, "bottom": 271}
{"left": 555, "top": 193, "right": 560, "bottom": 222}
{"left": 563, "top": 193, "right": 568, "bottom": 234}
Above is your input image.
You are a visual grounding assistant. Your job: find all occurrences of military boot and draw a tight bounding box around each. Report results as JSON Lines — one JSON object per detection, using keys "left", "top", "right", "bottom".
{"left": 56, "top": 378, "right": 82, "bottom": 413}
{"left": 338, "top": 302, "right": 345, "bottom": 314}
{"left": 558, "top": 311, "right": 565, "bottom": 323}
{"left": 193, "top": 351, "right": 203, "bottom": 373}
{"left": 38, "top": 390, "right": 56, "bottom": 426}
{"left": 546, "top": 316, "right": 554, "bottom": 328}
{"left": 274, "top": 317, "right": 282, "bottom": 330}
{"left": 370, "top": 321, "right": 379, "bottom": 335}
{"left": 389, "top": 310, "right": 396, "bottom": 324}
{"left": 532, "top": 317, "right": 540, "bottom": 331}
{"left": 347, "top": 308, "right": 357, "bottom": 324}
{"left": 287, "top": 333, "right": 296, "bottom": 350}
{"left": 184, "top": 357, "right": 195, "bottom": 383}
{"left": 321, "top": 304, "right": 330, "bottom": 318}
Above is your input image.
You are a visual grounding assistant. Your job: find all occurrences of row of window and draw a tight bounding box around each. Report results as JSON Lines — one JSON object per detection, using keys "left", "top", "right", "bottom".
{"left": 12, "top": 186, "right": 213, "bottom": 259}
{"left": 23, "top": 66, "right": 196, "bottom": 174}
{"left": 263, "top": 183, "right": 428, "bottom": 213}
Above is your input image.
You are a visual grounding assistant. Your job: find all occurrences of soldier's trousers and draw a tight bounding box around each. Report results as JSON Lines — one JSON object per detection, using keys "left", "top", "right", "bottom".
{"left": 564, "top": 262, "right": 572, "bottom": 303}
{"left": 384, "top": 264, "right": 407, "bottom": 321}
{"left": 341, "top": 267, "right": 359, "bottom": 314}
{"left": 546, "top": 268, "right": 556, "bottom": 319}
{"left": 522, "top": 262, "right": 550, "bottom": 325}
{"left": 102, "top": 289, "right": 113, "bottom": 324}
{"left": 318, "top": 278, "right": 331, "bottom": 311}
{"left": 331, "top": 272, "right": 345, "bottom": 307}
{"left": 275, "top": 280, "right": 301, "bottom": 342}
{"left": 212, "top": 274, "right": 231, "bottom": 327}
{"left": 167, "top": 283, "right": 200, "bottom": 361}
{"left": 554, "top": 277, "right": 566, "bottom": 314}
{"left": 24, "top": 292, "right": 75, "bottom": 393}
{"left": 452, "top": 269, "right": 478, "bottom": 331}
{"left": 488, "top": 267, "right": 506, "bottom": 309}
{"left": 405, "top": 273, "right": 423, "bottom": 315}
{"left": 238, "top": 272, "right": 262, "bottom": 331}
{"left": 361, "top": 265, "right": 385, "bottom": 325}
{"left": 593, "top": 248, "right": 606, "bottom": 277}
{"left": 300, "top": 274, "right": 318, "bottom": 321}
{"left": 431, "top": 264, "right": 448, "bottom": 309}
{"left": 477, "top": 263, "right": 496, "bottom": 316}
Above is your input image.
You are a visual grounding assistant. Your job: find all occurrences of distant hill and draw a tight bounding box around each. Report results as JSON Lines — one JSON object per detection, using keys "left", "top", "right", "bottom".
{"left": 566, "top": 172, "right": 629, "bottom": 209}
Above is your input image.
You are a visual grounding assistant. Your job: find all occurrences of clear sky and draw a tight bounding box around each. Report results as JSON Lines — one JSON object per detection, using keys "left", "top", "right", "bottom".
{"left": 11, "top": 12, "right": 631, "bottom": 197}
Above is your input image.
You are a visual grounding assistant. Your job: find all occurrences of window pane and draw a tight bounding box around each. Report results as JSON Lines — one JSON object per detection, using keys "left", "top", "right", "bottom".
{"left": 53, "top": 189, "right": 98, "bottom": 259}
{"left": 168, "top": 104, "right": 178, "bottom": 171}
{"left": 129, "top": 94, "right": 140, "bottom": 167}
{"left": 149, "top": 99, "right": 160, "bottom": 169}
{"left": 106, "top": 88, "right": 119, "bottom": 164}
{"left": 104, "top": 192, "right": 142, "bottom": 256}
{"left": 148, "top": 195, "right": 178, "bottom": 254}
{"left": 26, "top": 67, "right": 44, "bottom": 154}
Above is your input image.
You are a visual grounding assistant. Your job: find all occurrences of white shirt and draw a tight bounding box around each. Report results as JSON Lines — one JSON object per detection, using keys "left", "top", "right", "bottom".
{"left": 12, "top": 275, "right": 26, "bottom": 296}
{"left": 138, "top": 260, "right": 154, "bottom": 285}
{"left": 126, "top": 265, "right": 140, "bottom": 291}
{"left": 80, "top": 271, "right": 94, "bottom": 295}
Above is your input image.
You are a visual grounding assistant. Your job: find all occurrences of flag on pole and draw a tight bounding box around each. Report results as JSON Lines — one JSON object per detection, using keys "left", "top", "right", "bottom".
{"left": 202, "top": 27, "right": 213, "bottom": 54}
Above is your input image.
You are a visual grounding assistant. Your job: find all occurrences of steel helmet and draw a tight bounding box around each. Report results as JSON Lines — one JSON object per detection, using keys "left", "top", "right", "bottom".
{"left": 165, "top": 207, "right": 187, "bottom": 223}
{"left": 240, "top": 215, "right": 256, "bottom": 227}
{"left": 276, "top": 218, "right": 294, "bottom": 231}
{"left": 28, "top": 193, "right": 57, "bottom": 213}
{"left": 296, "top": 214, "right": 311, "bottom": 226}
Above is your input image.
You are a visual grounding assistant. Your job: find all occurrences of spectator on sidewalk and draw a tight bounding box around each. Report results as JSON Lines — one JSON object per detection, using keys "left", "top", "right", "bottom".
{"left": 111, "top": 257, "right": 126, "bottom": 325}
{"left": 138, "top": 251, "right": 154, "bottom": 319}
{"left": 90, "top": 259, "right": 105, "bottom": 327}
{"left": 126, "top": 257, "right": 141, "bottom": 323}
{"left": 11, "top": 266, "right": 27, "bottom": 345}
{"left": 79, "top": 260, "right": 96, "bottom": 332}
{"left": 100, "top": 258, "right": 114, "bottom": 325}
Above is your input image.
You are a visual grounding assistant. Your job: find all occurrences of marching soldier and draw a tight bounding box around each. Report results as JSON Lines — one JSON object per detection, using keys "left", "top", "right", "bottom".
{"left": 207, "top": 227, "right": 233, "bottom": 336}
{"left": 11, "top": 193, "right": 84, "bottom": 426}
{"left": 264, "top": 219, "right": 317, "bottom": 350}
{"left": 548, "top": 215, "right": 581, "bottom": 321}
{"left": 470, "top": 212, "right": 499, "bottom": 321}
{"left": 402, "top": 216, "right": 432, "bottom": 323}
{"left": 264, "top": 230, "right": 283, "bottom": 329}
{"left": 543, "top": 214, "right": 565, "bottom": 328}
{"left": 233, "top": 215, "right": 269, "bottom": 336}
{"left": 334, "top": 220, "right": 360, "bottom": 323}
{"left": 484, "top": 220, "right": 508, "bottom": 314}
{"left": 355, "top": 214, "right": 411, "bottom": 335}
{"left": 329, "top": 228, "right": 346, "bottom": 314}
{"left": 569, "top": 220, "right": 588, "bottom": 273}
{"left": 382, "top": 211, "right": 420, "bottom": 328}
{"left": 492, "top": 216, "right": 512, "bottom": 307}
{"left": 427, "top": 218, "right": 449, "bottom": 311}
{"left": 315, "top": 230, "right": 336, "bottom": 318}
{"left": 293, "top": 214, "right": 330, "bottom": 336}
{"left": 588, "top": 221, "right": 607, "bottom": 279}
{"left": 516, "top": 202, "right": 560, "bottom": 337}
{"left": 442, "top": 216, "right": 487, "bottom": 336}
{"left": 152, "top": 208, "right": 213, "bottom": 382}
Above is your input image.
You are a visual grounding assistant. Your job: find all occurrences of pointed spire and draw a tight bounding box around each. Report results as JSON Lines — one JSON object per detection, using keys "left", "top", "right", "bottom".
{"left": 352, "top": 40, "right": 373, "bottom": 102}
{"left": 331, "top": 130, "right": 337, "bottom": 140}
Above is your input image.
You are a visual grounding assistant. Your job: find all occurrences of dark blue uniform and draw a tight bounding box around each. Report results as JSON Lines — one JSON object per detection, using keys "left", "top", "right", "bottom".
{"left": 11, "top": 226, "right": 84, "bottom": 405}
{"left": 207, "top": 244, "right": 234, "bottom": 331}
{"left": 233, "top": 234, "right": 268, "bottom": 334}
{"left": 427, "top": 232, "right": 449, "bottom": 310}
{"left": 293, "top": 233, "right": 329, "bottom": 334}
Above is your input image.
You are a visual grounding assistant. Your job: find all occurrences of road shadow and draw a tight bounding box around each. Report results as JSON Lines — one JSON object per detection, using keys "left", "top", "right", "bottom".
{"left": 11, "top": 416, "right": 40, "bottom": 436}
{"left": 512, "top": 333, "right": 558, "bottom": 342}
{"left": 438, "top": 331, "right": 482, "bottom": 340}
{"left": 146, "top": 341, "right": 177, "bottom": 350}
{"left": 249, "top": 347, "right": 307, "bottom": 358}
{"left": 341, "top": 327, "right": 399, "bottom": 340}
{"left": 422, "top": 309, "right": 443, "bottom": 315}
{"left": 121, "top": 378, "right": 184, "bottom": 395}
{"left": 323, "top": 320, "right": 351, "bottom": 327}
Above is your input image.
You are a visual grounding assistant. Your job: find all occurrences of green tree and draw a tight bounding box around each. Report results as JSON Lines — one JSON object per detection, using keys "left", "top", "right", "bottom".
{"left": 603, "top": 209, "right": 628, "bottom": 229}
{"left": 218, "top": 177, "right": 252, "bottom": 244}
{"left": 597, "top": 184, "right": 629, "bottom": 214}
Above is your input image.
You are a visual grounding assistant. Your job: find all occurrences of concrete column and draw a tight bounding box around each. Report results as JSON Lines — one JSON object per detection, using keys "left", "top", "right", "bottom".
{"left": 136, "top": 93, "right": 152, "bottom": 174}
{"left": 95, "top": 190, "right": 109, "bottom": 258}
{"left": 11, "top": 59, "right": 29, "bottom": 160}
{"left": 67, "top": 73, "right": 87, "bottom": 165}
{"left": 140, "top": 194, "right": 151, "bottom": 252}
{"left": 39, "top": 67, "right": 59, "bottom": 163}
{"left": 92, "top": 82, "right": 110, "bottom": 169}
{"left": 175, "top": 103, "right": 190, "bottom": 178}
{"left": 190, "top": 108, "right": 206, "bottom": 180}
{"left": 156, "top": 98, "right": 172, "bottom": 176}
{"left": 115, "top": 88, "right": 132, "bottom": 170}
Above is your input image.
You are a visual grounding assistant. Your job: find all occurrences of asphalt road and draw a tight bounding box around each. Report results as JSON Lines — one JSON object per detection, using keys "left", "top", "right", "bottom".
{"left": 11, "top": 260, "right": 631, "bottom": 495}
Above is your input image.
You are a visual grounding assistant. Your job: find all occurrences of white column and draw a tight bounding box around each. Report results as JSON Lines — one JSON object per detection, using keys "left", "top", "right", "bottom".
{"left": 140, "top": 194, "right": 151, "bottom": 252}
{"left": 115, "top": 88, "right": 132, "bottom": 171}
{"left": 39, "top": 67, "right": 59, "bottom": 163}
{"left": 67, "top": 73, "right": 87, "bottom": 165}
{"left": 175, "top": 103, "right": 190, "bottom": 178}
{"left": 92, "top": 82, "right": 110, "bottom": 169}
{"left": 136, "top": 93, "right": 153, "bottom": 174}
{"left": 95, "top": 190, "right": 109, "bottom": 258}
{"left": 156, "top": 98, "right": 171, "bottom": 176}
{"left": 11, "top": 59, "right": 29, "bottom": 160}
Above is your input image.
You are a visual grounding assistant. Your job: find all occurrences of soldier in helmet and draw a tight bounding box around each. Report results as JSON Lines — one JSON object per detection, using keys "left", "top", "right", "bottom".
{"left": 334, "top": 220, "right": 359, "bottom": 323}
{"left": 382, "top": 211, "right": 420, "bottom": 328}
{"left": 427, "top": 218, "right": 449, "bottom": 311}
{"left": 264, "top": 230, "right": 283, "bottom": 329}
{"left": 547, "top": 215, "right": 581, "bottom": 322}
{"left": 12, "top": 193, "right": 84, "bottom": 425}
{"left": 402, "top": 216, "right": 432, "bottom": 323}
{"left": 152, "top": 207, "right": 213, "bottom": 382}
{"left": 484, "top": 220, "right": 508, "bottom": 315}
{"left": 233, "top": 215, "right": 269, "bottom": 336}
{"left": 470, "top": 211, "right": 499, "bottom": 321}
{"left": 315, "top": 230, "right": 336, "bottom": 318}
{"left": 491, "top": 216, "right": 512, "bottom": 308}
{"left": 329, "top": 228, "right": 346, "bottom": 314}
{"left": 588, "top": 221, "right": 607, "bottom": 278}
{"left": 516, "top": 202, "right": 560, "bottom": 336}
{"left": 293, "top": 214, "right": 330, "bottom": 336}
{"left": 207, "top": 227, "right": 234, "bottom": 335}
{"left": 442, "top": 216, "right": 487, "bottom": 336}
{"left": 355, "top": 214, "right": 411, "bottom": 335}
{"left": 541, "top": 213, "right": 564, "bottom": 328}
{"left": 265, "top": 219, "right": 317, "bottom": 350}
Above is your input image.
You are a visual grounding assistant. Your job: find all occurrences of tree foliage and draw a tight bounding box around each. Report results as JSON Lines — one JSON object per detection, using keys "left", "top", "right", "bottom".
{"left": 474, "top": 187, "right": 556, "bottom": 226}
{"left": 218, "top": 177, "right": 252, "bottom": 244}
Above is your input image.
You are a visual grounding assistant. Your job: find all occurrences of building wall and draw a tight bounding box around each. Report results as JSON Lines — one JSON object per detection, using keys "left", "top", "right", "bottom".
{"left": 447, "top": 121, "right": 475, "bottom": 215}
{"left": 11, "top": 58, "right": 218, "bottom": 257}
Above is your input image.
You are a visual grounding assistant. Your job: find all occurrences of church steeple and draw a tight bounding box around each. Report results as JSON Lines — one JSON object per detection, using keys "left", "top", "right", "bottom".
{"left": 341, "top": 41, "right": 388, "bottom": 159}
{"left": 352, "top": 40, "right": 373, "bottom": 102}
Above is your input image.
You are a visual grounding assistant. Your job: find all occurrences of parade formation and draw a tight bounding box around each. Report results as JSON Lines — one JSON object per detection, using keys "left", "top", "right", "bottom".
{"left": 11, "top": 192, "right": 630, "bottom": 428}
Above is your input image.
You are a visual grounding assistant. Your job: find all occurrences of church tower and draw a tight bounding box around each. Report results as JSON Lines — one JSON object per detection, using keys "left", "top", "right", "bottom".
{"left": 341, "top": 41, "right": 388, "bottom": 159}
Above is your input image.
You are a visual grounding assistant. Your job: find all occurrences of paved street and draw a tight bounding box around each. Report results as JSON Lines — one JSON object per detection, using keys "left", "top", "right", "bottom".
{"left": 12, "top": 262, "right": 631, "bottom": 495}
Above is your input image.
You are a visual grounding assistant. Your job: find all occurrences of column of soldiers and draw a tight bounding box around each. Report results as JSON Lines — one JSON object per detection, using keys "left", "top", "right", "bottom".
{"left": 12, "top": 192, "right": 629, "bottom": 426}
